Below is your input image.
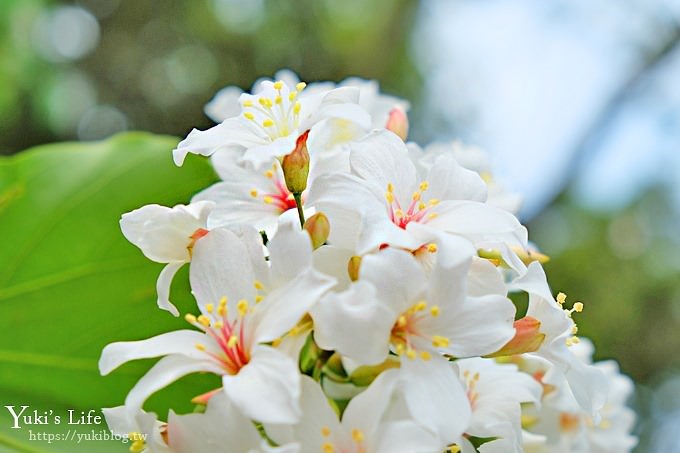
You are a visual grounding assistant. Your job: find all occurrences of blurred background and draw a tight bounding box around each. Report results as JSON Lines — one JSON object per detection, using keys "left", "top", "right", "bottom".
{"left": 1, "top": 0, "right": 679, "bottom": 450}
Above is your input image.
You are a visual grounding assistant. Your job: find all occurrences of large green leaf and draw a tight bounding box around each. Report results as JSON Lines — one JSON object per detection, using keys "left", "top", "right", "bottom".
{"left": 0, "top": 132, "right": 220, "bottom": 452}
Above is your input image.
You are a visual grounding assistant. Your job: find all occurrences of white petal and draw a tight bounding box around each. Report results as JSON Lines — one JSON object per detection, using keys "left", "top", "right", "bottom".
{"left": 155, "top": 262, "right": 184, "bottom": 316}
{"left": 349, "top": 129, "right": 416, "bottom": 204}
{"left": 311, "top": 281, "right": 393, "bottom": 365}
{"left": 343, "top": 368, "right": 400, "bottom": 438}
{"left": 223, "top": 345, "right": 302, "bottom": 424}
{"left": 168, "top": 391, "right": 262, "bottom": 453}
{"left": 125, "top": 355, "right": 215, "bottom": 417}
{"left": 268, "top": 219, "right": 313, "bottom": 287}
{"left": 311, "top": 246, "right": 355, "bottom": 292}
{"left": 425, "top": 154, "right": 488, "bottom": 202}
{"left": 361, "top": 248, "right": 427, "bottom": 314}
{"left": 400, "top": 355, "right": 471, "bottom": 445}
{"left": 172, "top": 118, "right": 266, "bottom": 166}
{"left": 120, "top": 203, "right": 211, "bottom": 263}
{"left": 375, "top": 420, "right": 444, "bottom": 452}
{"left": 290, "top": 376, "right": 343, "bottom": 451}
{"left": 427, "top": 200, "right": 528, "bottom": 248}
{"left": 204, "top": 86, "right": 244, "bottom": 123}
{"left": 252, "top": 268, "right": 335, "bottom": 344}
{"left": 242, "top": 135, "right": 297, "bottom": 169}
{"left": 99, "top": 330, "right": 217, "bottom": 375}
{"left": 190, "top": 228, "right": 256, "bottom": 314}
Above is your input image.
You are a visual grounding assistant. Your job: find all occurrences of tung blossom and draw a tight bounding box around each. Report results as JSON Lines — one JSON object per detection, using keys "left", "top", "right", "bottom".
{"left": 312, "top": 243, "right": 516, "bottom": 443}
{"left": 119, "top": 200, "right": 214, "bottom": 316}
{"left": 100, "top": 223, "right": 335, "bottom": 424}
{"left": 173, "top": 77, "right": 371, "bottom": 169}
{"left": 308, "top": 130, "right": 527, "bottom": 256}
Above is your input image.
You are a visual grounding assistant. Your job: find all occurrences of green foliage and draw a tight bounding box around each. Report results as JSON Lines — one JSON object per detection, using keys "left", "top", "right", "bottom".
{"left": 0, "top": 132, "right": 219, "bottom": 451}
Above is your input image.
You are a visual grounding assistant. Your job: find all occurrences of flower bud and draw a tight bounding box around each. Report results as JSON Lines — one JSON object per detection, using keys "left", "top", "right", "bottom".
{"left": 303, "top": 212, "right": 330, "bottom": 249}
{"left": 485, "top": 316, "right": 545, "bottom": 358}
{"left": 282, "top": 130, "right": 310, "bottom": 194}
{"left": 385, "top": 107, "right": 409, "bottom": 141}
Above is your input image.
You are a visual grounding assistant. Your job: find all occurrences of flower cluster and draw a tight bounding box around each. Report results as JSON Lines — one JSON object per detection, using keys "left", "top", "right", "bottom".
{"left": 100, "top": 70, "right": 637, "bottom": 452}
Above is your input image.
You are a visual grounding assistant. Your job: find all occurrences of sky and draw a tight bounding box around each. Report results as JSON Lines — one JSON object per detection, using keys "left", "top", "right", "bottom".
{"left": 413, "top": 0, "right": 680, "bottom": 220}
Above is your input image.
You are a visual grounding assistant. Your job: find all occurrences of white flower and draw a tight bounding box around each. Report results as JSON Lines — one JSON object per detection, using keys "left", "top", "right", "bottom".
{"left": 269, "top": 371, "right": 443, "bottom": 453}
{"left": 119, "top": 201, "right": 214, "bottom": 316}
{"left": 409, "top": 140, "right": 522, "bottom": 214}
{"left": 308, "top": 130, "right": 527, "bottom": 255}
{"left": 173, "top": 77, "right": 371, "bottom": 169}
{"left": 452, "top": 358, "right": 542, "bottom": 453}
{"left": 168, "top": 391, "right": 300, "bottom": 453}
{"left": 312, "top": 244, "right": 515, "bottom": 443}
{"left": 100, "top": 223, "right": 336, "bottom": 424}
{"left": 524, "top": 338, "right": 637, "bottom": 453}
{"left": 510, "top": 262, "right": 608, "bottom": 417}
{"left": 102, "top": 406, "right": 168, "bottom": 453}
{"left": 205, "top": 69, "right": 409, "bottom": 131}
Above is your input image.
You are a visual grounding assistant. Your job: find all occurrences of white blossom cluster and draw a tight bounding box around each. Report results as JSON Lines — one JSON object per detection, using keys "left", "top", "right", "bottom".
{"left": 100, "top": 71, "right": 637, "bottom": 453}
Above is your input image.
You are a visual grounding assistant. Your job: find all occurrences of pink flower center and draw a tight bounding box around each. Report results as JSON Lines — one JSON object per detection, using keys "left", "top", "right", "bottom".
{"left": 384, "top": 181, "right": 439, "bottom": 229}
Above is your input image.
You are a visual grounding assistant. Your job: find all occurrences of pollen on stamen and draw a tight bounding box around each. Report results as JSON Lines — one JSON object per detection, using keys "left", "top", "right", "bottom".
{"left": 385, "top": 191, "right": 394, "bottom": 203}
{"left": 428, "top": 212, "right": 438, "bottom": 220}
{"left": 414, "top": 301, "right": 427, "bottom": 311}
{"left": 273, "top": 80, "right": 283, "bottom": 90}
{"left": 254, "top": 280, "right": 264, "bottom": 290}
{"left": 432, "top": 335, "right": 449, "bottom": 348}
{"left": 197, "top": 315, "right": 211, "bottom": 327}
{"left": 322, "top": 443, "right": 334, "bottom": 453}
{"left": 250, "top": 189, "right": 258, "bottom": 198}
{"left": 412, "top": 191, "right": 421, "bottom": 201}
{"left": 255, "top": 295, "right": 264, "bottom": 303}
{"left": 351, "top": 428, "right": 365, "bottom": 442}
{"left": 394, "top": 209, "right": 404, "bottom": 218}
{"left": 428, "top": 199, "right": 440, "bottom": 206}
{"left": 397, "top": 315, "right": 407, "bottom": 328}
{"left": 426, "top": 243, "right": 438, "bottom": 253}
{"left": 296, "top": 82, "right": 306, "bottom": 91}
{"left": 420, "top": 351, "right": 432, "bottom": 361}
{"left": 184, "top": 313, "right": 197, "bottom": 324}
{"left": 263, "top": 196, "right": 274, "bottom": 204}
{"left": 195, "top": 343, "right": 206, "bottom": 351}
{"left": 288, "top": 91, "right": 297, "bottom": 101}
{"left": 556, "top": 292, "right": 567, "bottom": 305}
{"left": 242, "top": 100, "right": 253, "bottom": 107}
{"left": 419, "top": 181, "right": 429, "bottom": 191}
{"left": 227, "top": 336, "right": 238, "bottom": 348}
{"left": 262, "top": 119, "right": 274, "bottom": 127}
{"left": 264, "top": 169, "right": 274, "bottom": 178}
{"left": 274, "top": 95, "right": 282, "bottom": 104}
{"left": 237, "top": 299, "right": 249, "bottom": 316}
{"left": 406, "top": 348, "right": 417, "bottom": 360}
{"left": 293, "top": 102, "right": 301, "bottom": 114}
{"left": 206, "top": 303, "right": 214, "bottom": 314}
{"left": 430, "top": 305, "right": 440, "bottom": 316}
{"left": 321, "top": 426, "right": 331, "bottom": 437}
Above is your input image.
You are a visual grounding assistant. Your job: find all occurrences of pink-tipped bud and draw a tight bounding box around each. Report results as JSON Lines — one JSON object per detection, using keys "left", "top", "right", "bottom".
{"left": 303, "top": 212, "right": 330, "bottom": 250}
{"left": 385, "top": 107, "right": 409, "bottom": 141}
{"left": 347, "top": 255, "right": 362, "bottom": 281}
{"left": 282, "top": 130, "right": 310, "bottom": 194}
{"left": 485, "top": 316, "right": 545, "bottom": 358}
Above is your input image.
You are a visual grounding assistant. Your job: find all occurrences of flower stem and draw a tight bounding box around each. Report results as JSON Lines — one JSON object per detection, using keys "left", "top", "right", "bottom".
{"left": 293, "top": 192, "right": 305, "bottom": 228}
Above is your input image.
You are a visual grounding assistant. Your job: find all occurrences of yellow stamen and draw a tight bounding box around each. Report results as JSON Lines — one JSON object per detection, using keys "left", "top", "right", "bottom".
{"left": 195, "top": 343, "right": 206, "bottom": 351}
{"left": 556, "top": 292, "right": 567, "bottom": 305}
{"left": 242, "top": 100, "right": 253, "bottom": 107}
{"left": 420, "top": 351, "right": 432, "bottom": 361}
{"left": 573, "top": 302, "right": 584, "bottom": 312}
{"left": 322, "top": 443, "right": 334, "bottom": 453}
{"left": 263, "top": 196, "right": 273, "bottom": 204}
{"left": 412, "top": 191, "right": 421, "bottom": 201}
{"left": 427, "top": 243, "right": 438, "bottom": 253}
{"left": 288, "top": 91, "right": 297, "bottom": 101}
{"left": 385, "top": 191, "right": 394, "bottom": 203}
{"left": 406, "top": 348, "right": 417, "bottom": 360}
{"left": 430, "top": 305, "right": 440, "bottom": 317}
{"left": 432, "top": 335, "right": 449, "bottom": 348}
{"left": 250, "top": 189, "right": 258, "bottom": 197}
{"left": 296, "top": 82, "right": 306, "bottom": 91}
{"left": 197, "top": 315, "right": 211, "bottom": 327}
{"left": 184, "top": 313, "right": 197, "bottom": 324}
{"left": 428, "top": 212, "right": 438, "bottom": 220}
{"left": 273, "top": 80, "right": 283, "bottom": 90}
{"left": 254, "top": 280, "right": 264, "bottom": 290}
{"left": 227, "top": 335, "right": 238, "bottom": 348}
{"left": 237, "top": 299, "right": 249, "bottom": 316}
{"left": 419, "top": 181, "right": 429, "bottom": 191}
{"left": 255, "top": 295, "right": 264, "bottom": 303}
{"left": 274, "top": 95, "right": 282, "bottom": 104}
{"left": 394, "top": 209, "right": 404, "bottom": 218}
{"left": 351, "top": 428, "right": 364, "bottom": 442}
{"left": 263, "top": 119, "right": 274, "bottom": 127}
{"left": 414, "top": 301, "right": 427, "bottom": 311}
{"left": 205, "top": 303, "right": 214, "bottom": 314}
{"left": 293, "top": 102, "right": 301, "bottom": 113}
{"left": 418, "top": 201, "right": 426, "bottom": 210}
{"left": 264, "top": 170, "right": 274, "bottom": 178}
{"left": 428, "top": 199, "right": 440, "bottom": 206}
{"left": 397, "top": 315, "right": 407, "bottom": 328}
{"left": 321, "top": 426, "right": 331, "bottom": 437}
{"left": 244, "top": 112, "right": 255, "bottom": 120}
